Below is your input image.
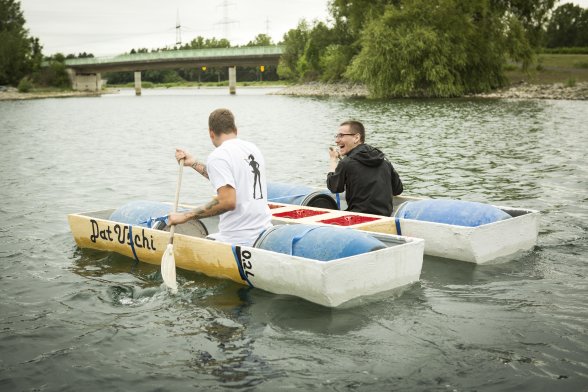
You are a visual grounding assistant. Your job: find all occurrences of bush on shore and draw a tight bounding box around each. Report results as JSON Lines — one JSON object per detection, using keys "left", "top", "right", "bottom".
{"left": 17, "top": 76, "right": 33, "bottom": 92}
{"left": 539, "top": 47, "right": 588, "bottom": 55}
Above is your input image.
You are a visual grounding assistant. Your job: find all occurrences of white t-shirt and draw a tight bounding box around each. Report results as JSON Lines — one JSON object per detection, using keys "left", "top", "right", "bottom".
{"left": 206, "top": 138, "right": 272, "bottom": 246}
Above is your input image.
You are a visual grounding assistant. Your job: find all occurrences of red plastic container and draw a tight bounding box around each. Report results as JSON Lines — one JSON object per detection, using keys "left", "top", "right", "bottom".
{"left": 272, "top": 209, "right": 329, "bottom": 219}
{"left": 319, "top": 215, "right": 380, "bottom": 226}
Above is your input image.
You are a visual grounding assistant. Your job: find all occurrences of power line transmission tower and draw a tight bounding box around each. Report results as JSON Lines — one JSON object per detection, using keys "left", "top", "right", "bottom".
{"left": 176, "top": 9, "right": 182, "bottom": 46}
{"left": 265, "top": 16, "right": 270, "bottom": 37}
{"left": 216, "top": 0, "right": 237, "bottom": 41}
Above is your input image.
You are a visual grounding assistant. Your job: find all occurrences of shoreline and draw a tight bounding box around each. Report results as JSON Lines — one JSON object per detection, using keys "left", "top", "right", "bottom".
{"left": 0, "top": 86, "right": 283, "bottom": 101}
{"left": 1, "top": 81, "right": 587, "bottom": 101}
{"left": 0, "top": 87, "right": 102, "bottom": 101}
{"left": 273, "top": 81, "right": 588, "bottom": 100}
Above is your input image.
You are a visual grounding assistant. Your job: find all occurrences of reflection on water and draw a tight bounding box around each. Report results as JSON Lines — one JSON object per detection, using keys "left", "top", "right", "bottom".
{"left": 0, "top": 89, "right": 587, "bottom": 391}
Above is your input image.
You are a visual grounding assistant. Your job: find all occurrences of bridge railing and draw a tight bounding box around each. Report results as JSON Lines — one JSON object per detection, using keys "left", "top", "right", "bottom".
{"left": 64, "top": 45, "right": 284, "bottom": 67}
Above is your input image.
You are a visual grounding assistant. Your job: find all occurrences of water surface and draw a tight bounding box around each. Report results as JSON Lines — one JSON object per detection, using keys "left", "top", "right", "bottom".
{"left": 0, "top": 88, "right": 586, "bottom": 391}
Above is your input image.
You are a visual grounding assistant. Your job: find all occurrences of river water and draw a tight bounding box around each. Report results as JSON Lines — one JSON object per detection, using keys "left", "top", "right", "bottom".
{"left": 0, "top": 88, "right": 586, "bottom": 391}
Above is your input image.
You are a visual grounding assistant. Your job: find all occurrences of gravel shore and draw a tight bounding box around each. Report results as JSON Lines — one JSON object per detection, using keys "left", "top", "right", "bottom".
{"left": 2, "top": 82, "right": 586, "bottom": 100}
{"left": 470, "top": 81, "right": 588, "bottom": 100}
{"left": 273, "top": 81, "right": 588, "bottom": 100}
{"left": 272, "top": 83, "right": 369, "bottom": 98}
{"left": 0, "top": 87, "right": 101, "bottom": 101}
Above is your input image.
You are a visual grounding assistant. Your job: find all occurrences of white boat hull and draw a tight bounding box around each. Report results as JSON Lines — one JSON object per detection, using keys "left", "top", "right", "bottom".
{"left": 68, "top": 207, "right": 425, "bottom": 307}
{"left": 267, "top": 196, "right": 540, "bottom": 264}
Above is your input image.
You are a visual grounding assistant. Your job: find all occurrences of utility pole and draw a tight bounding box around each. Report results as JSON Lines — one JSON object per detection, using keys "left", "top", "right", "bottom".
{"left": 216, "top": 0, "right": 237, "bottom": 42}
{"left": 176, "top": 9, "right": 181, "bottom": 46}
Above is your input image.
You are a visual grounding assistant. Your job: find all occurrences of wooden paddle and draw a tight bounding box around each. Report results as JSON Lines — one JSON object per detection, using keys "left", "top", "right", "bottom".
{"left": 161, "top": 158, "right": 184, "bottom": 293}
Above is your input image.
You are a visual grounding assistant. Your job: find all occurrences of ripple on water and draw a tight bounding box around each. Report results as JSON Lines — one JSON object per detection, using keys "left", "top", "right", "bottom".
{"left": 1, "top": 92, "right": 587, "bottom": 391}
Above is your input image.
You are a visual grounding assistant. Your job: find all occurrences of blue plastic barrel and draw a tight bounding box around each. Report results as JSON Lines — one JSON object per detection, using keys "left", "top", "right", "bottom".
{"left": 254, "top": 224, "right": 386, "bottom": 261}
{"left": 267, "top": 182, "right": 339, "bottom": 209}
{"left": 394, "top": 199, "right": 511, "bottom": 227}
{"left": 109, "top": 200, "right": 181, "bottom": 228}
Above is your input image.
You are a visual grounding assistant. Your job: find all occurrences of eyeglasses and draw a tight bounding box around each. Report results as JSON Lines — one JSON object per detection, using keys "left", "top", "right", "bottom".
{"left": 334, "top": 133, "right": 356, "bottom": 139}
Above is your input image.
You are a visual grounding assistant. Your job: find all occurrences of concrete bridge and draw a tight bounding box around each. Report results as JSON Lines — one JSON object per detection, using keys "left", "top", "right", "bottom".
{"left": 64, "top": 46, "right": 284, "bottom": 95}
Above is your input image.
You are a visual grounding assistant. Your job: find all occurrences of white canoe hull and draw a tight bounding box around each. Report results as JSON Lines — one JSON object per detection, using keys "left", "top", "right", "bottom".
{"left": 267, "top": 196, "right": 540, "bottom": 264}
{"left": 68, "top": 208, "right": 424, "bottom": 307}
{"left": 393, "top": 202, "right": 540, "bottom": 264}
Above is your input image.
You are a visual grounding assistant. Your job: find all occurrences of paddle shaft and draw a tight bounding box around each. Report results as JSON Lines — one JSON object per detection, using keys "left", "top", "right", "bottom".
{"left": 168, "top": 158, "right": 184, "bottom": 244}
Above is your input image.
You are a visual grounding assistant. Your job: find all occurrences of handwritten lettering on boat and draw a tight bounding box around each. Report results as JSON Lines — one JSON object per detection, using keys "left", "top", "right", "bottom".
{"left": 89, "top": 219, "right": 156, "bottom": 251}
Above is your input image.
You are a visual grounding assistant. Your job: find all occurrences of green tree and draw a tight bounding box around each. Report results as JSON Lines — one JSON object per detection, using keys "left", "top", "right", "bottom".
{"left": 545, "top": 3, "right": 588, "bottom": 47}
{"left": 182, "top": 36, "right": 231, "bottom": 50}
{"left": 319, "top": 44, "right": 354, "bottom": 82}
{"left": 345, "top": 0, "right": 536, "bottom": 98}
{"left": 492, "top": 0, "right": 556, "bottom": 47}
{"left": 278, "top": 20, "right": 310, "bottom": 79}
{"left": 329, "top": 0, "right": 399, "bottom": 41}
{"left": 0, "top": 0, "right": 41, "bottom": 85}
{"left": 65, "top": 52, "right": 94, "bottom": 59}
{"left": 242, "top": 34, "right": 279, "bottom": 81}
{"left": 279, "top": 20, "right": 346, "bottom": 81}
{"left": 129, "top": 48, "right": 149, "bottom": 54}
{"left": 181, "top": 36, "right": 205, "bottom": 50}
{"left": 29, "top": 36, "right": 43, "bottom": 73}
{"left": 325, "top": 0, "right": 557, "bottom": 97}
{"left": 35, "top": 53, "right": 70, "bottom": 88}
{"left": 246, "top": 34, "right": 273, "bottom": 46}
{"left": 144, "top": 69, "right": 184, "bottom": 84}
{"left": 103, "top": 71, "right": 133, "bottom": 85}
{"left": 301, "top": 21, "right": 337, "bottom": 79}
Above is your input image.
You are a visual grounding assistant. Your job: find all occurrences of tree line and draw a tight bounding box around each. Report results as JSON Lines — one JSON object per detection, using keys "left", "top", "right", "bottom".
{"left": 1, "top": 0, "right": 587, "bottom": 96}
{"left": 0, "top": 0, "right": 279, "bottom": 89}
{"left": 278, "top": 0, "right": 588, "bottom": 98}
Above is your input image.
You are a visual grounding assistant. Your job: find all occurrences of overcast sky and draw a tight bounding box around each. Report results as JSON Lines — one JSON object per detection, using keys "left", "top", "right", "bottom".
{"left": 20, "top": 0, "right": 331, "bottom": 56}
{"left": 20, "top": 0, "right": 588, "bottom": 57}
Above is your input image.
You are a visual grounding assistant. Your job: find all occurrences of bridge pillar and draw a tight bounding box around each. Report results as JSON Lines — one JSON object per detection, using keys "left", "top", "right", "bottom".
{"left": 134, "top": 71, "right": 142, "bottom": 96}
{"left": 228, "top": 66, "right": 236, "bottom": 95}
{"left": 68, "top": 69, "right": 102, "bottom": 91}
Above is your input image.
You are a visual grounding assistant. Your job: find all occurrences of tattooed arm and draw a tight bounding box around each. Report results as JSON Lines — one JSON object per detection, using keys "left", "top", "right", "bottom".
{"left": 190, "top": 160, "right": 209, "bottom": 180}
{"left": 168, "top": 185, "right": 236, "bottom": 225}
{"left": 175, "top": 148, "right": 209, "bottom": 180}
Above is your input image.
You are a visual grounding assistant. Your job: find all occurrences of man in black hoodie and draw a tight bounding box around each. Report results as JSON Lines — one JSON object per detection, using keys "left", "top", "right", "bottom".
{"left": 327, "top": 120, "right": 403, "bottom": 216}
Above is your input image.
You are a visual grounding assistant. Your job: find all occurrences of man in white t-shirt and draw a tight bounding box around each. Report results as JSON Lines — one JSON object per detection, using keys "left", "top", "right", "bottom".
{"left": 168, "top": 108, "right": 272, "bottom": 246}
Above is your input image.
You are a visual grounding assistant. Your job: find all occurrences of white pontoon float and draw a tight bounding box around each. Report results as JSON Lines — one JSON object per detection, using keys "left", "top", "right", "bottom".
{"left": 267, "top": 183, "right": 540, "bottom": 264}
{"left": 68, "top": 201, "right": 425, "bottom": 307}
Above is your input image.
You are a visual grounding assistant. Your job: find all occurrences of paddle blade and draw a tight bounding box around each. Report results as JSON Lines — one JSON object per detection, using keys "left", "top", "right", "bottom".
{"left": 161, "top": 243, "right": 178, "bottom": 293}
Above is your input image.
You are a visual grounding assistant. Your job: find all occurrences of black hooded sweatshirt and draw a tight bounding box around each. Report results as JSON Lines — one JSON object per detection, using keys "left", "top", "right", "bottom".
{"left": 327, "top": 144, "right": 403, "bottom": 216}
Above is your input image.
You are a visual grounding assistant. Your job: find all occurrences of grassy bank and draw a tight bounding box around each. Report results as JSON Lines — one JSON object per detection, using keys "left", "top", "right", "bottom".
{"left": 506, "top": 54, "right": 588, "bottom": 85}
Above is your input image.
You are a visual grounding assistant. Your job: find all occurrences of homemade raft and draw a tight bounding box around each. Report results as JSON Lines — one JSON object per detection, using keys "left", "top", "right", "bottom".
{"left": 266, "top": 183, "right": 540, "bottom": 264}
{"left": 68, "top": 201, "right": 425, "bottom": 307}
